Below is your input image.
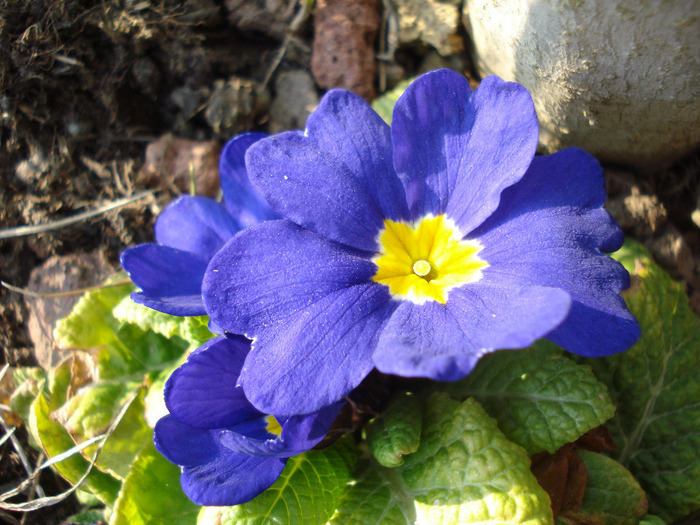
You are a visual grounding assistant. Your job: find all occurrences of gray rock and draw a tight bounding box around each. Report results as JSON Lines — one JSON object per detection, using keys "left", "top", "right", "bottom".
{"left": 269, "top": 70, "right": 319, "bottom": 133}
{"left": 463, "top": 0, "right": 700, "bottom": 169}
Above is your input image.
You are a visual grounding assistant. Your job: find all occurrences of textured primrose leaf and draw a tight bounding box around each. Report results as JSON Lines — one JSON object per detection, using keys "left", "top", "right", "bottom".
{"left": 329, "top": 393, "right": 553, "bottom": 525}
{"left": 557, "top": 451, "right": 647, "bottom": 525}
{"left": 9, "top": 367, "right": 46, "bottom": 423}
{"left": 54, "top": 383, "right": 152, "bottom": 480}
{"left": 56, "top": 382, "right": 132, "bottom": 433}
{"left": 366, "top": 391, "right": 422, "bottom": 467}
{"left": 445, "top": 343, "right": 615, "bottom": 455}
{"left": 371, "top": 79, "right": 412, "bottom": 124}
{"left": 99, "top": 324, "right": 188, "bottom": 380}
{"left": 64, "top": 509, "right": 106, "bottom": 525}
{"left": 203, "top": 439, "right": 357, "bottom": 525}
{"left": 113, "top": 296, "right": 213, "bottom": 346}
{"left": 54, "top": 279, "right": 133, "bottom": 348}
{"left": 579, "top": 241, "right": 700, "bottom": 522}
{"left": 638, "top": 515, "right": 667, "bottom": 525}
{"left": 110, "top": 441, "right": 199, "bottom": 525}
{"left": 28, "top": 393, "right": 121, "bottom": 506}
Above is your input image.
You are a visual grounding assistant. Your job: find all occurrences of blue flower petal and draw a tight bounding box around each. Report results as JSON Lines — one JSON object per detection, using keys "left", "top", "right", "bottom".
{"left": 203, "top": 220, "right": 394, "bottom": 415}
{"left": 181, "top": 448, "right": 286, "bottom": 506}
{"left": 154, "top": 195, "right": 241, "bottom": 259}
{"left": 154, "top": 414, "right": 218, "bottom": 467}
{"left": 165, "top": 336, "right": 264, "bottom": 429}
{"left": 203, "top": 220, "right": 379, "bottom": 339}
{"left": 472, "top": 148, "right": 640, "bottom": 356}
{"left": 280, "top": 401, "right": 343, "bottom": 453}
{"left": 220, "top": 133, "right": 280, "bottom": 228}
{"left": 245, "top": 90, "right": 409, "bottom": 251}
{"left": 219, "top": 402, "right": 343, "bottom": 457}
{"left": 238, "top": 283, "right": 392, "bottom": 416}
{"left": 372, "top": 283, "right": 571, "bottom": 381}
{"left": 120, "top": 244, "right": 208, "bottom": 316}
{"left": 392, "top": 70, "right": 539, "bottom": 234}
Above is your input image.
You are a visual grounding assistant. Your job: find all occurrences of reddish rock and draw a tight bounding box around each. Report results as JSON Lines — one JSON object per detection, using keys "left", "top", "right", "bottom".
{"left": 24, "top": 251, "right": 114, "bottom": 370}
{"left": 311, "top": 0, "right": 381, "bottom": 101}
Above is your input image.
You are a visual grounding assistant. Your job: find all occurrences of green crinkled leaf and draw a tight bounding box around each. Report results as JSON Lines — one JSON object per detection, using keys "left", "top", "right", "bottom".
{"left": 371, "top": 79, "right": 412, "bottom": 124}
{"left": 55, "top": 383, "right": 151, "bottom": 479}
{"left": 91, "top": 387, "right": 151, "bottom": 479}
{"left": 366, "top": 391, "right": 422, "bottom": 467}
{"left": 558, "top": 451, "right": 647, "bottom": 525}
{"left": 638, "top": 515, "right": 667, "bottom": 525}
{"left": 54, "top": 279, "right": 133, "bottom": 349}
{"left": 112, "top": 296, "right": 213, "bottom": 347}
{"left": 99, "top": 324, "right": 188, "bottom": 380}
{"left": 28, "top": 393, "right": 121, "bottom": 506}
{"left": 110, "top": 441, "right": 199, "bottom": 525}
{"left": 9, "top": 367, "right": 46, "bottom": 423}
{"left": 445, "top": 342, "right": 615, "bottom": 455}
{"left": 12, "top": 366, "right": 46, "bottom": 388}
{"left": 579, "top": 241, "right": 700, "bottom": 522}
{"left": 65, "top": 508, "right": 107, "bottom": 524}
{"left": 330, "top": 393, "right": 553, "bottom": 525}
{"left": 204, "top": 439, "right": 356, "bottom": 525}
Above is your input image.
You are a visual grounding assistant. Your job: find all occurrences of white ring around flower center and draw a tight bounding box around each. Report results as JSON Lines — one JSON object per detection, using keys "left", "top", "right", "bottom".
{"left": 412, "top": 259, "right": 432, "bottom": 277}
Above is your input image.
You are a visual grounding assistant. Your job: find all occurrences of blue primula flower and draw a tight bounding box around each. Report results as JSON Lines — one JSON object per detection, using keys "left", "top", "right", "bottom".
{"left": 202, "top": 69, "right": 641, "bottom": 417}
{"left": 120, "top": 133, "right": 278, "bottom": 316}
{"left": 154, "top": 335, "right": 342, "bottom": 506}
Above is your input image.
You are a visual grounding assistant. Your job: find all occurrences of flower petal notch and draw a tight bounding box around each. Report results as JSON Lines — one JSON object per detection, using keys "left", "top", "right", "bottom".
{"left": 154, "top": 335, "right": 342, "bottom": 506}
{"left": 121, "top": 133, "right": 274, "bottom": 316}
{"left": 204, "top": 69, "right": 640, "bottom": 417}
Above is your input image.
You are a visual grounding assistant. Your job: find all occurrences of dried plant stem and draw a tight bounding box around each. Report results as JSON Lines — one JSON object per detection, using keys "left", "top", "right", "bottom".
{"left": 0, "top": 418, "right": 46, "bottom": 500}
{"left": 0, "top": 386, "right": 142, "bottom": 512}
{"left": 0, "top": 191, "right": 153, "bottom": 240}
{"left": 1, "top": 275, "right": 131, "bottom": 299}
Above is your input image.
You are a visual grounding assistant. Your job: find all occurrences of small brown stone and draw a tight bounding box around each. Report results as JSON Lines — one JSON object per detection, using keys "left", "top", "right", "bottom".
{"left": 138, "top": 133, "right": 222, "bottom": 197}
{"left": 605, "top": 185, "right": 667, "bottom": 239}
{"left": 311, "top": 0, "right": 381, "bottom": 101}
{"left": 648, "top": 225, "right": 696, "bottom": 283}
{"left": 204, "top": 78, "right": 269, "bottom": 136}
{"left": 395, "top": 0, "right": 464, "bottom": 56}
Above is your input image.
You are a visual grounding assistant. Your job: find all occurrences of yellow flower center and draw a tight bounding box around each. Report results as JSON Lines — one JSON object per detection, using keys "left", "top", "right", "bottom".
{"left": 372, "top": 215, "right": 488, "bottom": 304}
{"left": 265, "top": 415, "right": 283, "bottom": 437}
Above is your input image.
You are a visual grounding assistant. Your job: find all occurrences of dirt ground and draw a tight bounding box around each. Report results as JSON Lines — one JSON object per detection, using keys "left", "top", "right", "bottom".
{"left": 1, "top": 1, "right": 698, "bottom": 524}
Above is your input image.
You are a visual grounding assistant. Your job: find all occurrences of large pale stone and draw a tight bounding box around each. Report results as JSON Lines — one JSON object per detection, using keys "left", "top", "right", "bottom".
{"left": 463, "top": 0, "right": 700, "bottom": 169}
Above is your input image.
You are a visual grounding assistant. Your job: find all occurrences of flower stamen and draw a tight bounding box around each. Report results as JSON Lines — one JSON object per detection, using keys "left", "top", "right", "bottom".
{"left": 412, "top": 259, "right": 432, "bottom": 278}
{"left": 372, "top": 215, "right": 488, "bottom": 304}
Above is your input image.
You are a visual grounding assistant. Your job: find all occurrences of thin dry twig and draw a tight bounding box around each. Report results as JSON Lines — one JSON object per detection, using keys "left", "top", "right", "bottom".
{"left": 0, "top": 418, "right": 46, "bottom": 500}
{"left": 260, "top": 0, "right": 314, "bottom": 90}
{"left": 0, "top": 425, "right": 16, "bottom": 448}
{"left": 0, "top": 387, "right": 141, "bottom": 512}
{"left": 1, "top": 275, "right": 131, "bottom": 299}
{"left": 0, "top": 191, "right": 153, "bottom": 240}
